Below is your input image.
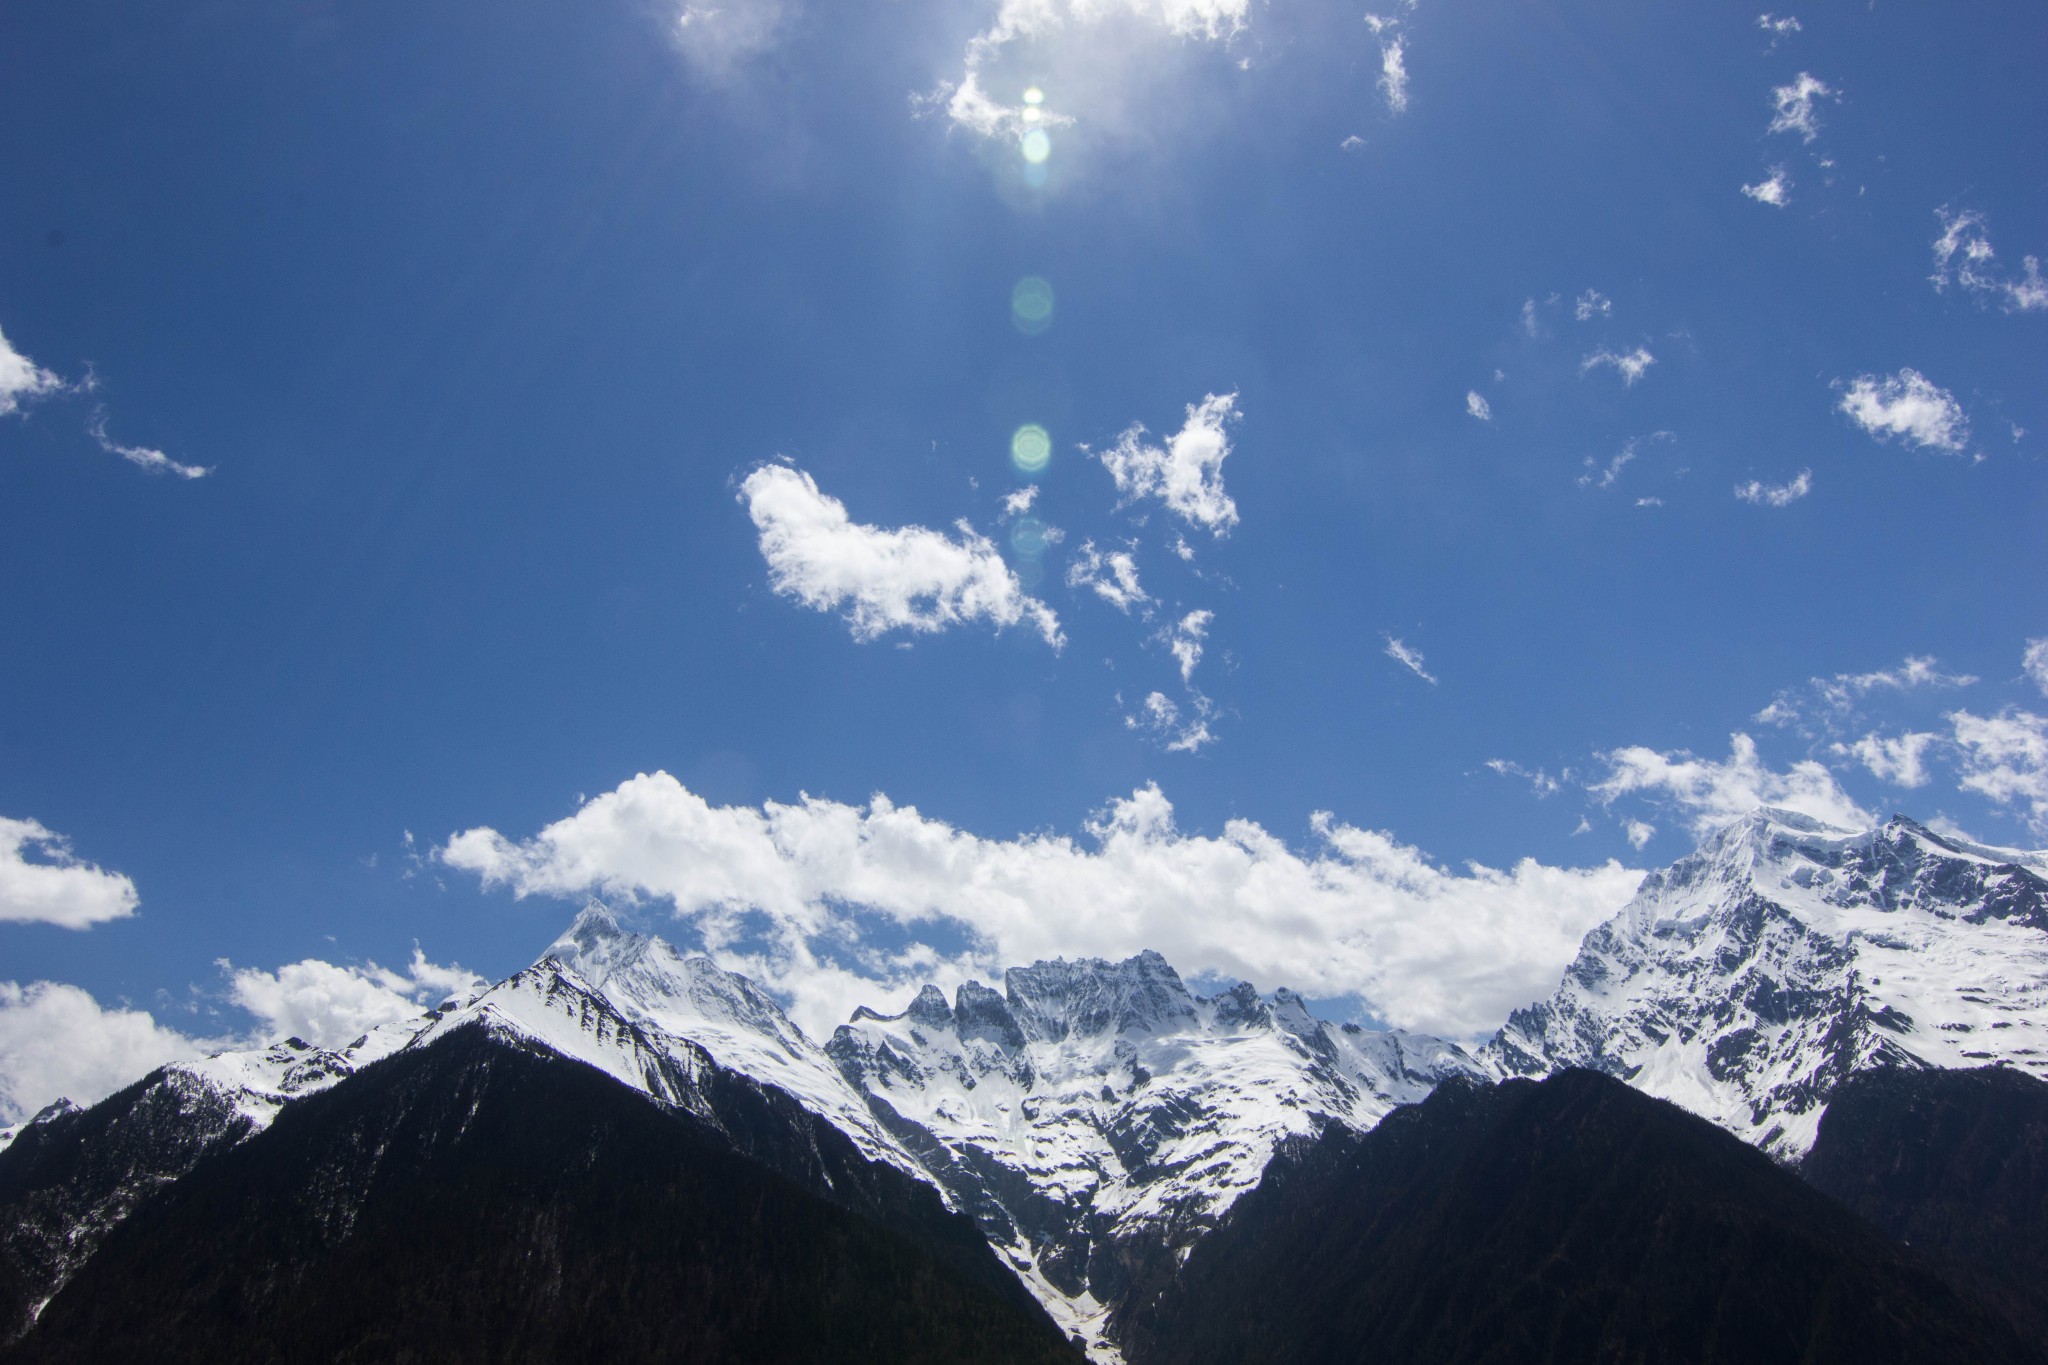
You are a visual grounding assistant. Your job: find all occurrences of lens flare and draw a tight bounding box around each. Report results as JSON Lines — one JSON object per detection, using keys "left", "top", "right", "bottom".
{"left": 1010, "top": 517, "right": 1051, "bottom": 557}
{"left": 1010, "top": 424, "right": 1052, "bottom": 473}
{"left": 1020, "top": 129, "right": 1051, "bottom": 164}
{"left": 1023, "top": 87, "right": 1045, "bottom": 105}
{"left": 1011, "top": 277, "right": 1054, "bottom": 335}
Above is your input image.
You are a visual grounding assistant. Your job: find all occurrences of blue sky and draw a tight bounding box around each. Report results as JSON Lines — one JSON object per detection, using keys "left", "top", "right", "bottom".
{"left": 1, "top": 0, "right": 2044, "bottom": 1116}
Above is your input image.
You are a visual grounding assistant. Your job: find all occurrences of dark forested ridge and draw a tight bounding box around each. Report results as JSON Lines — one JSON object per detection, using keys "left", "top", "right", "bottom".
{"left": 1802, "top": 1064, "right": 2048, "bottom": 1340}
{"left": 0, "top": 1065, "right": 257, "bottom": 1343}
{"left": 1124, "top": 1069, "right": 2045, "bottom": 1365}
{"left": 2, "top": 1026, "right": 1080, "bottom": 1365}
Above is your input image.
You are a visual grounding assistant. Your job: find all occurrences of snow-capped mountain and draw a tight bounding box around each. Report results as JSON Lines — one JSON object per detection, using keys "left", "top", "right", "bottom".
{"left": 825, "top": 952, "right": 1488, "bottom": 1355}
{"left": 1489, "top": 810, "right": 2048, "bottom": 1158}
{"left": 12, "top": 807, "right": 2048, "bottom": 1358}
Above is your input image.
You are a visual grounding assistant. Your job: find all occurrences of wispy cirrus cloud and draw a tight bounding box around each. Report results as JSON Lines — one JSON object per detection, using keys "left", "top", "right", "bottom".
{"left": 1383, "top": 634, "right": 1437, "bottom": 685}
{"left": 1734, "top": 469, "right": 1811, "bottom": 507}
{"left": 1579, "top": 345, "right": 1655, "bottom": 386}
{"left": 1486, "top": 758, "right": 1562, "bottom": 798}
{"left": 1127, "top": 689, "right": 1217, "bottom": 754}
{"left": 1066, "top": 539, "right": 1150, "bottom": 613}
{"left": 1930, "top": 207, "right": 2048, "bottom": 313}
{"left": 87, "top": 410, "right": 209, "bottom": 480}
{"left": 1756, "top": 652, "right": 1977, "bottom": 731}
{"left": 1835, "top": 368, "right": 1969, "bottom": 452}
{"left": 1591, "top": 732, "right": 1872, "bottom": 834}
{"left": 1768, "top": 72, "right": 1835, "bottom": 142}
{"left": 1093, "top": 391, "right": 1242, "bottom": 535}
{"left": 1365, "top": 15, "right": 1410, "bottom": 115}
{"left": 740, "top": 463, "right": 1063, "bottom": 648}
{"left": 1163, "top": 609, "right": 1212, "bottom": 684}
{"left": 2025, "top": 638, "right": 2048, "bottom": 697}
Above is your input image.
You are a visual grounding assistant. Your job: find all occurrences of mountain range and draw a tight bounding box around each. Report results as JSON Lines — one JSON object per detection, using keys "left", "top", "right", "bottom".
{"left": 3, "top": 808, "right": 2045, "bottom": 1361}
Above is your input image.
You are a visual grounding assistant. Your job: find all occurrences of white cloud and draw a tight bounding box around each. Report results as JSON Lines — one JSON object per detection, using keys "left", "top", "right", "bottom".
{"left": 1164, "top": 609, "right": 1212, "bottom": 684}
{"left": 2025, "top": 639, "right": 2048, "bottom": 697}
{"left": 1378, "top": 37, "right": 1408, "bottom": 114}
{"left": 440, "top": 772, "right": 1643, "bottom": 1039}
{"left": 1948, "top": 708, "right": 2048, "bottom": 835}
{"left": 1520, "top": 298, "right": 1541, "bottom": 337}
{"left": 739, "top": 463, "right": 1063, "bottom": 648}
{"left": 0, "top": 982, "right": 223, "bottom": 1124}
{"left": 1094, "top": 391, "right": 1241, "bottom": 535}
{"left": 88, "top": 410, "right": 209, "bottom": 480}
{"left": 1066, "top": 540, "right": 1149, "bottom": 613}
{"left": 1742, "top": 167, "right": 1791, "bottom": 206}
{"left": 1635, "top": 496, "right": 1663, "bottom": 508}
{"left": 1485, "top": 759, "right": 1561, "bottom": 798}
{"left": 1579, "top": 439, "right": 1640, "bottom": 490}
{"left": 671, "top": 0, "right": 787, "bottom": 79}
{"left": 1573, "top": 289, "right": 1611, "bottom": 322}
{"left": 1170, "top": 534, "right": 1195, "bottom": 562}
{"left": 1833, "top": 731, "right": 1940, "bottom": 788}
{"left": 1591, "top": 732, "right": 1873, "bottom": 834}
{"left": 0, "top": 817, "right": 140, "bottom": 929}
{"left": 1757, "top": 14, "right": 1801, "bottom": 39}
{"left": 1624, "top": 819, "right": 1656, "bottom": 850}
{"left": 1757, "top": 654, "right": 1977, "bottom": 734}
{"left": 1003, "top": 485, "right": 1039, "bottom": 515}
{"left": 1836, "top": 368, "right": 1969, "bottom": 452}
{"left": 931, "top": 0, "right": 1251, "bottom": 140}
{"left": 0, "top": 325, "right": 63, "bottom": 417}
{"left": 1734, "top": 469, "right": 1811, "bottom": 506}
{"left": 1127, "top": 690, "right": 1217, "bottom": 754}
{"left": 1769, "top": 72, "right": 1835, "bottom": 142}
{"left": 1930, "top": 208, "right": 2048, "bottom": 313}
{"left": 1383, "top": 634, "right": 1437, "bottom": 685}
{"left": 1824, "top": 655, "right": 1977, "bottom": 705}
{"left": 1465, "top": 390, "right": 1492, "bottom": 421}
{"left": 1579, "top": 345, "right": 1655, "bottom": 386}
{"left": 224, "top": 949, "right": 482, "bottom": 1050}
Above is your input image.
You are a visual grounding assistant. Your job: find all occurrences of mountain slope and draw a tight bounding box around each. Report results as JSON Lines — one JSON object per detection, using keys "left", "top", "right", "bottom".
{"left": 1125, "top": 1069, "right": 2044, "bottom": 1365}
{"left": 824, "top": 950, "right": 1490, "bottom": 1354}
{"left": 1489, "top": 810, "right": 2048, "bottom": 1157}
{"left": 3, "top": 1023, "right": 1081, "bottom": 1365}
{"left": 1802, "top": 1063, "right": 2048, "bottom": 1337}
{"left": 0, "top": 1014, "right": 447, "bottom": 1342}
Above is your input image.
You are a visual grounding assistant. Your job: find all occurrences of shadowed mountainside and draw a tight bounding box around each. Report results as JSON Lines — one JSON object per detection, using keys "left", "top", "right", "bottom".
{"left": 1124, "top": 1069, "right": 2044, "bottom": 1365}
{"left": 3, "top": 1024, "right": 1081, "bottom": 1365}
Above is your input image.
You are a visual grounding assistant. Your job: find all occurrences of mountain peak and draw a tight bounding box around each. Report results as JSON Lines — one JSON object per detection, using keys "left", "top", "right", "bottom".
{"left": 1003, "top": 950, "right": 1198, "bottom": 1042}
{"left": 543, "top": 902, "right": 647, "bottom": 984}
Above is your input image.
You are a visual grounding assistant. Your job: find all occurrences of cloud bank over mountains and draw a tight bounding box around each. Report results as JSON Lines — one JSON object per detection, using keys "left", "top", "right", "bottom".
{"left": 440, "top": 772, "right": 1642, "bottom": 1042}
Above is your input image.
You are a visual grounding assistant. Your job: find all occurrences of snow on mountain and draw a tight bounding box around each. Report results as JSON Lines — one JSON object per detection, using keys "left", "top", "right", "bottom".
{"left": 1489, "top": 809, "right": 2048, "bottom": 1159}
{"left": 825, "top": 951, "right": 1491, "bottom": 1358}
{"left": 534, "top": 905, "right": 922, "bottom": 1175}
{"left": 424, "top": 908, "right": 1490, "bottom": 1360}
